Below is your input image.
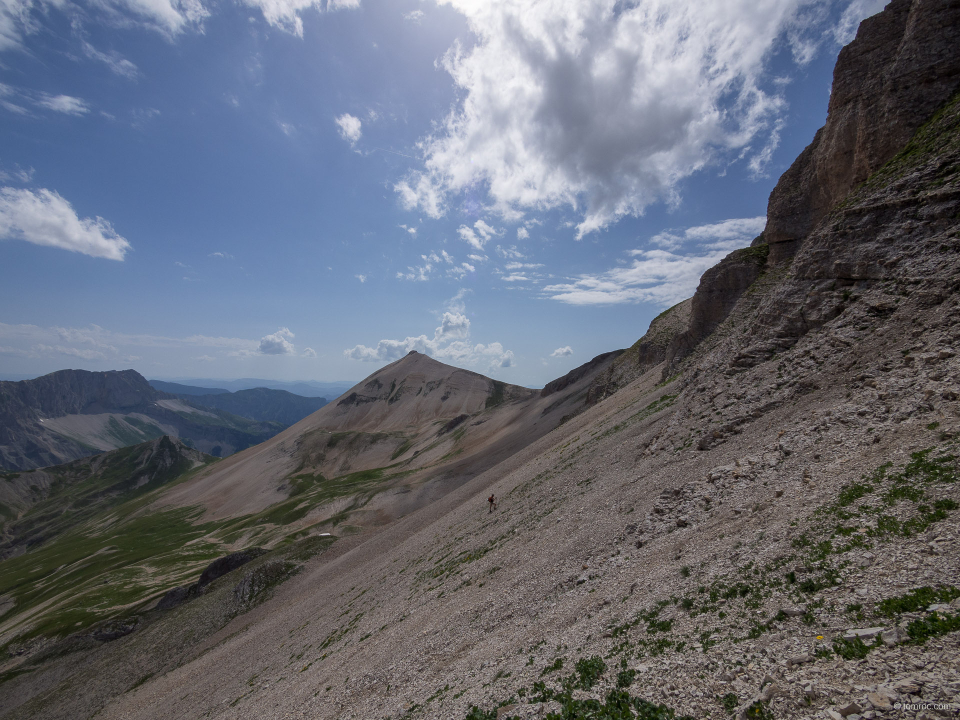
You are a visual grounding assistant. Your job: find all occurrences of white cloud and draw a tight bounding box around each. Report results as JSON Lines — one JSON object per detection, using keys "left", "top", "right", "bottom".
{"left": 240, "top": 0, "right": 360, "bottom": 38}
{"left": 833, "top": 0, "right": 888, "bottom": 46}
{"left": 197, "top": 354, "right": 216, "bottom": 362}
{"left": 258, "top": 327, "right": 296, "bottom": 355}
{"left": 96, "top": 0, "right": 209, "bottom": 38}
{"left": 516, "top": 227, "right": 529, "bottom": 240}
{"left": 501, "top": 273, "right": 527, "bottom": 282}
{"left": 681, "top": 217, "right": 766, "bottom": 247}
{"left": 0, "top": 187, "right": 131, "bottom": 260}
{"left": 356, "top": 274, "right": 367, "bottom": 283}
{"left": 399, "top": 223, "right": 417, "bottom": 236}
{"left": 81, "top": 40, "right": 139, "bottom": 79}
{"left": 398, "top": 263, "right": 432, "bottom": 282}
{"left": 403, "top": 8, "right": 423, "bottom": 22}
{"left": 209, "top": 251, "right": 234, "bottom": 259}
{"left": 0, "top": 162, "right": 33, "bottom": 183}
{"left": 395, "top": 0, "right": 844, "bottom": 237}
{"left": 335, "top": 113, "right": 362, "bottom": 145}
{"left": 36, "top": 93, "right": 89, "bottom": 115}
{"left": 544, "top": 216, "right": 765, "bottom": 306}
{"left": 345, "top": 293, "right": 514, "bottom": 372}
{"left": 302, "top": 347, "right": 317, "bottom": 357}
{"left": 551, "top": 346, "right": 573, "bottom": 357}
{"left": 495, "top": 245, "right": 524, "bottom": 259}
{"left": 457, "top": 219, "right": 500, "bottom": 250}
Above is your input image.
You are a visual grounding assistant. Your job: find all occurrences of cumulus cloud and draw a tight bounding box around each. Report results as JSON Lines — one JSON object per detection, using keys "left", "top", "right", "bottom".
{"left": 394, "top": 0, "right": 855, "bottom": 237}
{"left": 544, "top": 216, "right": 765, "bottom": 306}
{"left": 403, "top": 9, "right": 423, "bottom": 23}
{"left": 0, "top": 187, "right": 131, "bottom": 260}
{"left": 335, "top": 113, "right": 362, "bottom": 145}
{"left": 258, "top": 327, "right": 296, "bottom": 355}
{"left": 302, "top": 347, "right": 317, "bottom": 357}
{"left": 457, "top": 219, "right": 500, "bottom": 250}
{"left": 516, "top": 227, "right": 529, "bottom": 240}
{"left": 551, "top": 346, "right": 573, "bottom": 357}
{"left": 344, "top": 294, "right": 514, "bottom": 371}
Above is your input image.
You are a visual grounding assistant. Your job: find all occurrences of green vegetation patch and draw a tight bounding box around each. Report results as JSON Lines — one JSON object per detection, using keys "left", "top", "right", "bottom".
{"left": 0, "top": 505, "right": 226, "bottom": 647}
{"left": 467, "top": 655, "right": 690, "bottom": 720}
{"left": 905, "top": 611, "right": 960, "bottom": 645}
{"left": 486, "top": 381, "right": 506, "bottom": 409}
{"left": 878, "top": 585, "right": 960, "bottom": 617}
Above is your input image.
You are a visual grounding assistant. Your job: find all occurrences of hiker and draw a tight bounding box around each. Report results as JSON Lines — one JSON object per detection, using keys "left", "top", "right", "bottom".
{"left": 488, "top": 493, "right": 496, "bottom": 513}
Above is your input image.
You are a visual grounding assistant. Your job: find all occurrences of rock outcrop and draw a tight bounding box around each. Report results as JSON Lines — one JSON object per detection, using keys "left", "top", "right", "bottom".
{"left": 763, "top": 0, "right": 960, "bottom": 264}
{"left": 664, "top": 245, "right": 768, "bottom": 369}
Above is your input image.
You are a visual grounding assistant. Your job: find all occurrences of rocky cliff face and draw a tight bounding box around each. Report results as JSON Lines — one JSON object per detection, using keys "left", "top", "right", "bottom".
{"left": 763, "top": 0, "right": 960, "bottom": 264}
{"left": 664, "top": 245, "right": 768, "bottom": 369}
{"left": 664, "top": 0, "right": 960, "bottom": 376}
{"left": 0, "top": 369, "right": 160, "bottom": 419}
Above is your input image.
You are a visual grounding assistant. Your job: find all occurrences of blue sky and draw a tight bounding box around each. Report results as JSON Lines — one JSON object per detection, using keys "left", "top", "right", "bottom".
{"left": 0, "top": 0, "right": 886, "bottom": 387}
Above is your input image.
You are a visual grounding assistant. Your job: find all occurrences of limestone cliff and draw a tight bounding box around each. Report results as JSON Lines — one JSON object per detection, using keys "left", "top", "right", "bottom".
{"left": 763, "top": 0, "right": 960, "bottom": 264}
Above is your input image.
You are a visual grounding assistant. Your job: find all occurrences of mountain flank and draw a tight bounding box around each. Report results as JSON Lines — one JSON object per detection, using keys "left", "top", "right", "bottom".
{"left": 154, "top": 349, "right": 619, "bottom": 523}
{"left": 1, "top": 2, "right": 960, "bottom": 719}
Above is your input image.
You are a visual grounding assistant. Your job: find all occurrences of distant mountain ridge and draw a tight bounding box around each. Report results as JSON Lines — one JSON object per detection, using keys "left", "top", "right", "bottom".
{"left": 162, "top": 377, "right": 355, "bottom": 400}
{"left": 0, "top": 370, "right": 305, "bottom": 471}
{"left": 148, "top": 380, "right": 230, "bottom": 396}
{"left": 170, "top": 387, "right": 327, "bottom": 426}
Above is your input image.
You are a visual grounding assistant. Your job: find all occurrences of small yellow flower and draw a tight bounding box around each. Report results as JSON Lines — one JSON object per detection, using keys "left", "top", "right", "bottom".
{"left": 816, "top": 635, "right": 824, "bottom": 640}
